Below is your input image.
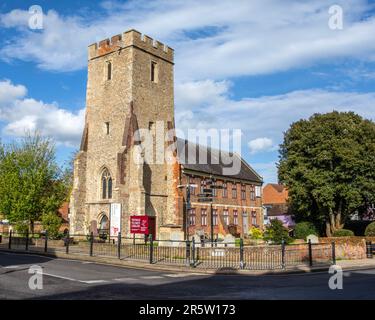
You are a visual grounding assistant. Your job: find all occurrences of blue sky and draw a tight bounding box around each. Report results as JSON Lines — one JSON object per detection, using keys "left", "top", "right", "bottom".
{"left": 0, "top": 0, "right": 375, "bottom": 182}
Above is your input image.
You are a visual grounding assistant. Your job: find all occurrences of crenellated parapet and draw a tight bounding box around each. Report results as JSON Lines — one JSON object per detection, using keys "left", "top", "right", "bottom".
{"left": 88, "top": 29, "right": 174, "bottom": 63}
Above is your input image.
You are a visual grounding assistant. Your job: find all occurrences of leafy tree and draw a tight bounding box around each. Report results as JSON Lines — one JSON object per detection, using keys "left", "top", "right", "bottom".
{"left": 365, "top": 222, "right": 375, "bottom": 236}
{"left": 294, "top": 222, "right": 318, "bottom": 240}
{"left": 278, "top": 112, "right": 375, "bottom": 236}
{"left": 0, "top": 133, "right": 69, "bottom": 233}
{"left": 41, "top": 212, "right": 62, "bottom": 239}
{"left": 263, "top": 219, "right": 292, "bottom": 244}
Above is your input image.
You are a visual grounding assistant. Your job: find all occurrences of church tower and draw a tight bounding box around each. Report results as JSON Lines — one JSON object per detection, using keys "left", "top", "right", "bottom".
{"left": 70, "top": 30, "right": 183, "bottom": 240}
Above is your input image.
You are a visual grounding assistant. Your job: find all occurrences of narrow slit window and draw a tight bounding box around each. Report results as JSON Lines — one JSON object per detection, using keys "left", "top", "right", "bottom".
{"left": 151, "top": 61, "right": 157, "bottom": 82}
{"left": 107, "top": 61, "right": 112, "bottom": 80}
{"left": 105, "top": 122, "right": 110, "bottom": 135}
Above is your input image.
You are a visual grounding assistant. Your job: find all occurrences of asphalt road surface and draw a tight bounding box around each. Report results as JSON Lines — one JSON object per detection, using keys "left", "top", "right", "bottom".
{"left": 0, "top": 251, "right": 374, "bottom": 300}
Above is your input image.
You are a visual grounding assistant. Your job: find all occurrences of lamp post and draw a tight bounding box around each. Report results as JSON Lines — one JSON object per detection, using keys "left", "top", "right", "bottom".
{"left": 177, "top": 182, "right": 197, "bottom": 241}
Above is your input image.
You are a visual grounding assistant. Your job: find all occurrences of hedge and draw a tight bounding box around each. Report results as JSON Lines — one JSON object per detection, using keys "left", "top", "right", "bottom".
{"left": 332, "top": 229, "right": 354, "bottom": 237}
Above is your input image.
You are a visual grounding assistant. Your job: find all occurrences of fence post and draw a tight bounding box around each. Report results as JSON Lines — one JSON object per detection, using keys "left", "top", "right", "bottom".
{"left": 117, "top": 232, "right": 121, "bottom": 259}
{"left": 240, "top": 238, "right": 244, "bottom": 270}
{"left": 8, "top": 230, "right": 12, "bottom": 249}
{"left": 149, "top": 235, "right": 154, "bottom": 264}
{"left": 366, "top": 241, "right": 373, "bottom": 259}
{"left": 308, "top": 239, "right": 313, "bottom": 267}
{"left": 186, "top": 239, "right": 191, "bottom": 267}
{"left": 25, "top": 230, "right": 29, "bottom": 251}
{"left": 281, "top": 240, "right": 286, "bottom": 269}
{"left": 89, "top": 232, "right": 94, "bottom": 257}
{"left": 192, "top": 237, "right": 196, "bottom": 267}
{"left": 44, "top": 231, "right": 48, "bottom": 253}
{"left": 65, "top": 232, "right": 70, "bottom": 254}
{"left": 332, "top": 241, "right": 336, "bottom": 264}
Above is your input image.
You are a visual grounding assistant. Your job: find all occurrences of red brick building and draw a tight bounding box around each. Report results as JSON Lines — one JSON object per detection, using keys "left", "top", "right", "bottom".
{"left": 177, "top": 139, "right": 263, "bottom": 239}
{"left": 263, "top": 183, "right": 294, "bottom": 229}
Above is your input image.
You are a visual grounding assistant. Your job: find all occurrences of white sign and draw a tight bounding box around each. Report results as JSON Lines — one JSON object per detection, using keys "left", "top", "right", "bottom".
{"left": 110, "top": 203, "right": 121, "bottom": 237}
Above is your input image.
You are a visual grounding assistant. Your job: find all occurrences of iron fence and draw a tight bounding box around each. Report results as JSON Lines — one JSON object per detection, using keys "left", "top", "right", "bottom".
{"left": 0, "top": 231, "right": 335, "bottom": 270}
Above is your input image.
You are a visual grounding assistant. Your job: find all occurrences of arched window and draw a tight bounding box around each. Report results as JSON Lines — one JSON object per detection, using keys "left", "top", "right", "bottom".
{"left": 101, "top": 169, "right": 112, "bottom": 199}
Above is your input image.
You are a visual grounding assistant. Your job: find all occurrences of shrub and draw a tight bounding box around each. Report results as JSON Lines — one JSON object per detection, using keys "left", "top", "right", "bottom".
{"left": 332, "top": 229, "right": 354, "bottom": 237}
{"left": 41, "top": 212, "right": 62, "bottom": 239}
{"left": 249, "top": 227, "right": 263, "bottom": 239}
{"left": 365, "top": 222, "right": 375, "bottom": 236}
{"left": 263, "top": 219, "right": 292, "bottom": 244}
{"left": 294, "top": 222, "right": 318, "bottom": 240}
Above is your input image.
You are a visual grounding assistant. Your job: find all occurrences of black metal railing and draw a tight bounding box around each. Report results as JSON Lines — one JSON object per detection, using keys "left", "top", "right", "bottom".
{"left": 0, "top": 231, "right": 336, "bottom": 270}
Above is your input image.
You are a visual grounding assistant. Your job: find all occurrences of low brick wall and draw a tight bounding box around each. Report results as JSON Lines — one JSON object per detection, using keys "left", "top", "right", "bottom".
{"left": 319, "top": 237, "right": 371, "bottom": 260}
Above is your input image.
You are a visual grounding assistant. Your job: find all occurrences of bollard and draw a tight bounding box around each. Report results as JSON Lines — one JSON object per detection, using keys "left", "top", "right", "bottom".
{"left": 240, "top": 238, "right": 244, "bottom": 270}
{"left": 89, "top": 232, "right": 94, "bottom": 257}
{"left": 308, "top": 239, "right": 313, "bottom": 267}
{"left": 332, "top": 241, "right": 336, "bottom": 265}
{"left": 44, "top": 231, "right": 48, "bottom": 253}
{"left": 8, "top": 230, "right": 12, "bottom": 249}
{"left": 149, "top": 235, "right": 154, "bottom": 264}
{"left": 281, "top": 240, "right": 286, "bottom": 269}
{"left": 117, "top": 232, "right": 121, "bottom": 259}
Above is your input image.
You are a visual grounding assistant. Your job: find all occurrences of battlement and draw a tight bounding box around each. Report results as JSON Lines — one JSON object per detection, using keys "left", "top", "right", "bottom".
{"left": 88, "top": 29, "right": 174, "bottom": 63}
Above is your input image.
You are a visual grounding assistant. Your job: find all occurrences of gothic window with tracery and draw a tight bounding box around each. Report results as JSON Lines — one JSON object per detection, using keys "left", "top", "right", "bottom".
{"left": 101, "top": 168, "right": 112, "bottom": 199}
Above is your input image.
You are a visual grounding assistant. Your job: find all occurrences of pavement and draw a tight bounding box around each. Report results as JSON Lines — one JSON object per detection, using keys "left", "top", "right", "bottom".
{"left": 1, "top": 250, "right": 375, "bottom": 299}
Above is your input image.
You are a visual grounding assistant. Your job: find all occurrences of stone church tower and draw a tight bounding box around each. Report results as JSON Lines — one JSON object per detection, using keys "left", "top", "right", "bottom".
{"left": 69, "top": 30, "right": 183, "bottom": 240}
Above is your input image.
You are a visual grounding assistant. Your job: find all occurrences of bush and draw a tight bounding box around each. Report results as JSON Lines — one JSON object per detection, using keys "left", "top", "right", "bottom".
{"left": 249, "top": 227, "right": 263, "bottom": 240}
{"left": 365, "top": 222, "right": 375, "bottom": 236}
{"left": 294, "top": 222, "right": 318, "bottom": 240}
{"left": 41, "top": 212, "right": 62, "bottom": 239}
{"left": 332, "top": 229, "right": 354, "bottom": 237}
{"left": 264, "top": 219, "right": 292, "bottom": 244}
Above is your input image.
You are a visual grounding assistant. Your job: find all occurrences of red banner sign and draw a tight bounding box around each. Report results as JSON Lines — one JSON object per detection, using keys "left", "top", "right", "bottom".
{"left": 130, "top": 215, "right": 151, "bottom": 235}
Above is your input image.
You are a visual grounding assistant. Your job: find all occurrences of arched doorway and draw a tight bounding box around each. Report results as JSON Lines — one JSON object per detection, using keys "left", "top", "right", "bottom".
{"left": 98, "top": 214, "right": 109, "bottom": 240}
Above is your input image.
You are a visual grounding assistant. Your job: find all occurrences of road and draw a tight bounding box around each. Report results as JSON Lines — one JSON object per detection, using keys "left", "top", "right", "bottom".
{"left": 0, "top": 251, "right": 374, "bottom": 299}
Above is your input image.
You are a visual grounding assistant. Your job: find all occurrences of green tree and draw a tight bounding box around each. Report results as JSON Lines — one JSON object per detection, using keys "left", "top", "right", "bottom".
{"left": 41, "top": 212, "right": 62, "bottom": 239}
{"left": 278, "top": 112, "right": 375, "bottom": 236}
{"left": 0, "top": 133, "right": 69, "bottom": 233}
{"left": 263, "top": 219, "right": 291, "bottom": 244}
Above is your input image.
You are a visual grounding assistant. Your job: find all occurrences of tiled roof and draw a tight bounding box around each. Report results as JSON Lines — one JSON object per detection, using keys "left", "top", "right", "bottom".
{"left": 176, "top": 138, "right": 262, "bottom": 183}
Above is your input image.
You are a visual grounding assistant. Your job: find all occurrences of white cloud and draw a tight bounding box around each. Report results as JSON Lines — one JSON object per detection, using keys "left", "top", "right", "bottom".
{"left": 175, "top": 79, "right": 375, "bottom": 153}
{"left": 248, "top": 137, "right": 274, "bottom": 154}
{"left": 0, "top": 80, "right": 84, "bottom": 147}
{"left": 0, "top": 79, "right": 27, "bottom": 106}
{"left": 0, "top": 0, "right": 374, "bottom": 78}
{"left": 251, "top": 162, "right": 278, "bottom": 184}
